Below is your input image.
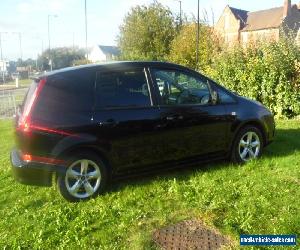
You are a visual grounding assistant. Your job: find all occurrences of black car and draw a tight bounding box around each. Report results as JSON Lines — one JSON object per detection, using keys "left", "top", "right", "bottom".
{"left": 10, "top": 61, "right": 275, "bottom": 201}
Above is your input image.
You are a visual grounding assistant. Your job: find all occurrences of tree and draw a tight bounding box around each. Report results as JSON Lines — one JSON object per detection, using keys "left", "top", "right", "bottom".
{"left": 118, "top": 1, "right": 177, "bottom": 60}
{"left": 168, "top": 22, "right": 220, "bottom": 71}
{"left": 37, "top": 47, "right": 86, "bottom": 71}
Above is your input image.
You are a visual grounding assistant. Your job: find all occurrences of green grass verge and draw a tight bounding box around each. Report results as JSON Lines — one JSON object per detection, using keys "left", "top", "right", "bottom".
{"left": 0, "top": 120, "right": 299, "bottom": 249}
{"left": 0, "top": 79, "right": 31, "bottom": 89}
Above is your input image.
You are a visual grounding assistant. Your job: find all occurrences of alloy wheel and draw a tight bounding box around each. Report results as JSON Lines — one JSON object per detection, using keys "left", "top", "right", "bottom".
{"left": 238, "top": 131, "right": 261, "bottom": 162}
{"left": 65, "top": 159, "right": 101, "bottom": 199}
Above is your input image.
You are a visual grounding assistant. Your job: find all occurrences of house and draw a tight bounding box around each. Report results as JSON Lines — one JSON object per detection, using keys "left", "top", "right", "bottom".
{"left": 89, "top": 45, "right": 120, "bottom": 63}
{"left": 215, "top": 0, "right": 300, "bottom": 45}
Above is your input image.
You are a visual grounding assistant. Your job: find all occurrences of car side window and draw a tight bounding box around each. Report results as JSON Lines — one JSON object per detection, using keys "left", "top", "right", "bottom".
{"left": 216, "top": 87, "right": 236, "bottom": 104}
{"left": 153, "top": 69, "right": 211, "bottom": 105}
{"left": 95, "top": 70, "right": 151, "bottom": 109}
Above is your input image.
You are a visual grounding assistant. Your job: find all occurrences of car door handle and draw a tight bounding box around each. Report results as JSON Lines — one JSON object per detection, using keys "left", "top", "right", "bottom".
{"left": 98, "top": 119, "right": 117, "bottom": 127}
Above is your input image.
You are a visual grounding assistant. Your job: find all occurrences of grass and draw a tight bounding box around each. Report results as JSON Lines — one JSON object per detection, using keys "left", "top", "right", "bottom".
{"left": 0, "top": 120, "right": 299, "bottom": 249}
{"left": 0, "top": 79, "right": 31, "bottom": 89}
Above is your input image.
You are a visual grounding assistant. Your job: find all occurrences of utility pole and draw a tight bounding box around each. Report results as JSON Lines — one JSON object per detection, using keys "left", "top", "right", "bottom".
{"left": 19, "top": 33, "right": 22, "bottom": 61}
{"left": 72, "top": 32, "right": 75, "bottom": 50}
{"left": 48, "top": 14, "right": 57, "bottom": 71}
{"left": 48, "top": 15, "right": 51, "bottom": 71}
{"left": 174, "top": 0, "right": 182, "bottom": 26}
{"left": 196, "top": 0, "right": 200, "bottom": 69}
{"left": 12, "top": 32, "right": 23, "bottom": 61}
{"left": 84, "top": 0, "right": 88, "bottom": 60}
{"left": 179, "top": 0, "right": 182, "bottom": 26}
{"left": 0, "top": 32, "right": 8, "bottom": 83}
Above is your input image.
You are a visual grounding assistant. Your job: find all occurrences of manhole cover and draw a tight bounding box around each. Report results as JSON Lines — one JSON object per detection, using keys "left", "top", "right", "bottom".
{"left": 152, "top": 220, "right": 230, "bottom": 250}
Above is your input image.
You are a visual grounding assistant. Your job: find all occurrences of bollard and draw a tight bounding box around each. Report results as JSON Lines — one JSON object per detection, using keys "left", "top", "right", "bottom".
{"left": 16, "top": 77, "right": 19, "bottom": 88}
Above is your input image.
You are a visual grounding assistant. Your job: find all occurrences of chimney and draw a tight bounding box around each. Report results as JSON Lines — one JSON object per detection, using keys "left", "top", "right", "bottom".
{"left": 283, "top": 0, "right": 291, "bottom": 18}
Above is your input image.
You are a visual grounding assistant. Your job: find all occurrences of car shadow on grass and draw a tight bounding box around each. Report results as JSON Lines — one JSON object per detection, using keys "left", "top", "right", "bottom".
{"left": 263, "top": 128, "right": 300, "bottom": 158}
{"left": 108, "top": 158, "right": 228, "bottom": 194}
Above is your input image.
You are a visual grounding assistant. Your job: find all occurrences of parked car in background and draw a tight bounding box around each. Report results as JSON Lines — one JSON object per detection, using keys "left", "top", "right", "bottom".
{"left": 10, "top": 61, "right": 275, "bottom": 202}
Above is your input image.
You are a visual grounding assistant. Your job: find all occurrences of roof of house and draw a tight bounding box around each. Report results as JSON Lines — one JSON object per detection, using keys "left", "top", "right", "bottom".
{"left": 229, "top": 7, "right": 248, "bottom": 27}
{"left": 98, "top": 45, "right": 120, "bottom": 56}
{"left": 242, "top": 7, "right": 284, "bottom": 31}
{"left": 228, "top": 5, "right": 288, "bottom": 32}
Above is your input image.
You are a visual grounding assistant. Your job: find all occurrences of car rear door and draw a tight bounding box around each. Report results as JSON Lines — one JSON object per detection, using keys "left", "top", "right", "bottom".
{"left": 92, "top": 66, "right": 164, "bottom": 173}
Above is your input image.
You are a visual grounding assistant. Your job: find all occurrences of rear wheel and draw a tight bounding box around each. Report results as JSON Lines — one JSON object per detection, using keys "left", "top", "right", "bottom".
{"left": 231, "top": 126, "right": 263, "bottom": 164}
{"left": 57, "top": 152, "right": 108, "bottom": 202}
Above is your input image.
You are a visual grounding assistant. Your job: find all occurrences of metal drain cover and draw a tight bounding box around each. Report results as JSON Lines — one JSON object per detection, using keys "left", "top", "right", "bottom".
{"left": 152, "top": 220, "right": 230, "bottom": 250}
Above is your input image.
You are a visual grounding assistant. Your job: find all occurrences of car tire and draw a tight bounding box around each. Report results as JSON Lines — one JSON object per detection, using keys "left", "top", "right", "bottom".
{"left": 57, "top": 152, "right": 108, "bottom": 202}
{"left": 231, "top": 126, "right": 264, "bottom": 164}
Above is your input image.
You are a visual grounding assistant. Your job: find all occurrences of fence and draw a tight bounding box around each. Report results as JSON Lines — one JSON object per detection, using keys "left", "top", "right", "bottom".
{"left": 0, "top": 88, "right": 28, "bottom": 119}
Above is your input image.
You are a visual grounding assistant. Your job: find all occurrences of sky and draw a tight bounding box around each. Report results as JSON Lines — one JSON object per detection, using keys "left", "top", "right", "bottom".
{"left": 0, "top": 0, "right": 298, "bottom": 60}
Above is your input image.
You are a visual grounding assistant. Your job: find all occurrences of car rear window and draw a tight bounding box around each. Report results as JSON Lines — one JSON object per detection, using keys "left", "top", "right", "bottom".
{"left": 31, "top": 70, "right": 94, "bottom": 124}
{"left": 22, "top": 79, "right": 39, "bottom": 113}
{"left": 95, "top": 69, "right": 151, "bottom": 109}
{"left": 41, "top": 71, "right": 93, "bottom": 110}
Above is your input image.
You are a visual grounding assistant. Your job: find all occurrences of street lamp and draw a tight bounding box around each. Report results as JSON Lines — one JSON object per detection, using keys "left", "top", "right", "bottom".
{"left": 196, "top": 0, "right": 200, "bottom": 69}
{"left": 174, "top": 0, "right": 182, "bottom": 26}
{"left": 0, "top": 32, "right": 8, "bottom": 83}
{"left": 48, "top": 14, "right": 58, "bottom": 71}
{"left": 84, "top": 0, "right": 88, "bottom": 60}
{"left": 12, "top": 32, "right": 23, "bottom": 61}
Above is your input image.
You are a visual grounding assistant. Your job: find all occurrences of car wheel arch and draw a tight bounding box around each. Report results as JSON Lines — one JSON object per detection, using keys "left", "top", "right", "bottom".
{"left": 231, "top": 120, "right": 267, "bottom": 150}
{"left": 57, "top": 146, "right": 113, "bottom": 176}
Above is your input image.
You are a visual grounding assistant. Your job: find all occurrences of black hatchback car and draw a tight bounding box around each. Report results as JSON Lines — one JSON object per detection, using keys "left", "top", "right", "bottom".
{"left": 11, "top": 61, "right": 275, "bottom": 201}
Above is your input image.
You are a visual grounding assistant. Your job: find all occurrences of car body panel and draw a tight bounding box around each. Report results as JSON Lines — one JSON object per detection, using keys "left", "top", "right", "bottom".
{"left": 11, "top": 61, "right": 275, "bottom": 187}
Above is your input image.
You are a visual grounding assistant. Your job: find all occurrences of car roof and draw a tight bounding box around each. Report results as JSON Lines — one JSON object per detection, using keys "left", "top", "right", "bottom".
{"left": 44, "top": 61, "right": 189, "bottom": 76}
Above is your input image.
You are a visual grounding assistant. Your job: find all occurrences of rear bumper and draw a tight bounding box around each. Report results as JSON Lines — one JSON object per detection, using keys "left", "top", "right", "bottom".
{"left": 10, "top": 149, "right": 63, "bottom": 187}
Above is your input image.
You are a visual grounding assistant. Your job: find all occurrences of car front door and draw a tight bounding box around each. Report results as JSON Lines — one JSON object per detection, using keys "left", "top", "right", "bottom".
{"left": 149, "top": 67, "right": 231, "bottom": 162}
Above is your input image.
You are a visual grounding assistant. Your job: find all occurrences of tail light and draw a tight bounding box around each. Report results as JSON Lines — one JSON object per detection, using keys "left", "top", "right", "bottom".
{"left": 21, "top": 153, "right": 66, "bottom": 165}
{"left": 18, "top": 78, "right": 46, "bottom": 132}
{"left": 16, "top": 77, "right": 76, "bottom": 137}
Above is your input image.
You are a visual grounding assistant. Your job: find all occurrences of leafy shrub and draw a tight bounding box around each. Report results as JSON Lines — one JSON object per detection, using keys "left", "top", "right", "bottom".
{"left": 205, "top": 38, "right": 300, "bottom": 118}
{"left": 118, "top": 2, "right": 176, "bottom": 60}
{"left": 168, "top": 23, "right": 220, "bottom": 71}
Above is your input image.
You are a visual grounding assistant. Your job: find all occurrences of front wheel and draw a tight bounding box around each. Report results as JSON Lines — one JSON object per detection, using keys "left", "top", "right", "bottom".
{"left": 57, "top": 152, "right": 108, "bottom": 202}
{"left": 231, "top": 126, "right": 263, "bottom": 164}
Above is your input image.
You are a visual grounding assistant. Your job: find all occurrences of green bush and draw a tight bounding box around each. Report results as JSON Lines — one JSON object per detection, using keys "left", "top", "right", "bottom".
{"left": 205, "top": 38, "right": 300, "bottom": 118}
{"left": 118, "top": 2, "right": 176, "bottom": 60}
{"left": 168, "top": 23, "right": 220, "bottom": 71}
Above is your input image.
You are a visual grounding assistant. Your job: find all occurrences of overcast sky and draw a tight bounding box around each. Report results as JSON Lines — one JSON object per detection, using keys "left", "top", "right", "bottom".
{"left": 0, "top": 0, "right": 297, "bottom": 60}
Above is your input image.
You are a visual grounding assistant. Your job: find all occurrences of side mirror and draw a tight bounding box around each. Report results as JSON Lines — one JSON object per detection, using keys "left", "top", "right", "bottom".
{"left": 206, "top": 80, "right": 218, "bottom": 105}
{"left": 211, "top": 90, "right": 218, "bottom": 105}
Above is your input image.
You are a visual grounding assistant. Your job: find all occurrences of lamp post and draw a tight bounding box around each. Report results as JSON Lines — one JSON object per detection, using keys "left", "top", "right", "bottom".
{"left": 179, "top": 0, "right": 182, "bottom": 26}
{"left": 12, "top": 32, "right": 23, "bottom": 61}
{"left": 0, "top": 32, "right": 8, "bottom": 83}
{"left": 47, "top": 14, "right": 57, "bottom": 71}
{"left": 84, "top": 0, "right": 88, "bottom": 60}
{"left": 196, "top": 0, "right": 200, "bottom": 69}
{"left": 174, "top": 0, "right": 182, "bottom": 26}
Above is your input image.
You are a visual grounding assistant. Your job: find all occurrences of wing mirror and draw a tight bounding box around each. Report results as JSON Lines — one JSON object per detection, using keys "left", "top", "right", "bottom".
{"left": 211, "top": 90, "right": 218, "bottom": 105}
{"left": 206, "top": 80, "right": 218, "bottom": 105}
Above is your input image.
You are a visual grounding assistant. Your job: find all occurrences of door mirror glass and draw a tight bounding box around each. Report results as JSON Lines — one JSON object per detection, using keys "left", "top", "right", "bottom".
{"left": 211, "top": 90, "right": 218, "bottom": 105}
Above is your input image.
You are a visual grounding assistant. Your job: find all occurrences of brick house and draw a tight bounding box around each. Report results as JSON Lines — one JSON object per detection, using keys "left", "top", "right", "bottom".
{"left": 215, "top": 0, "right": 300, "bottom": 45}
